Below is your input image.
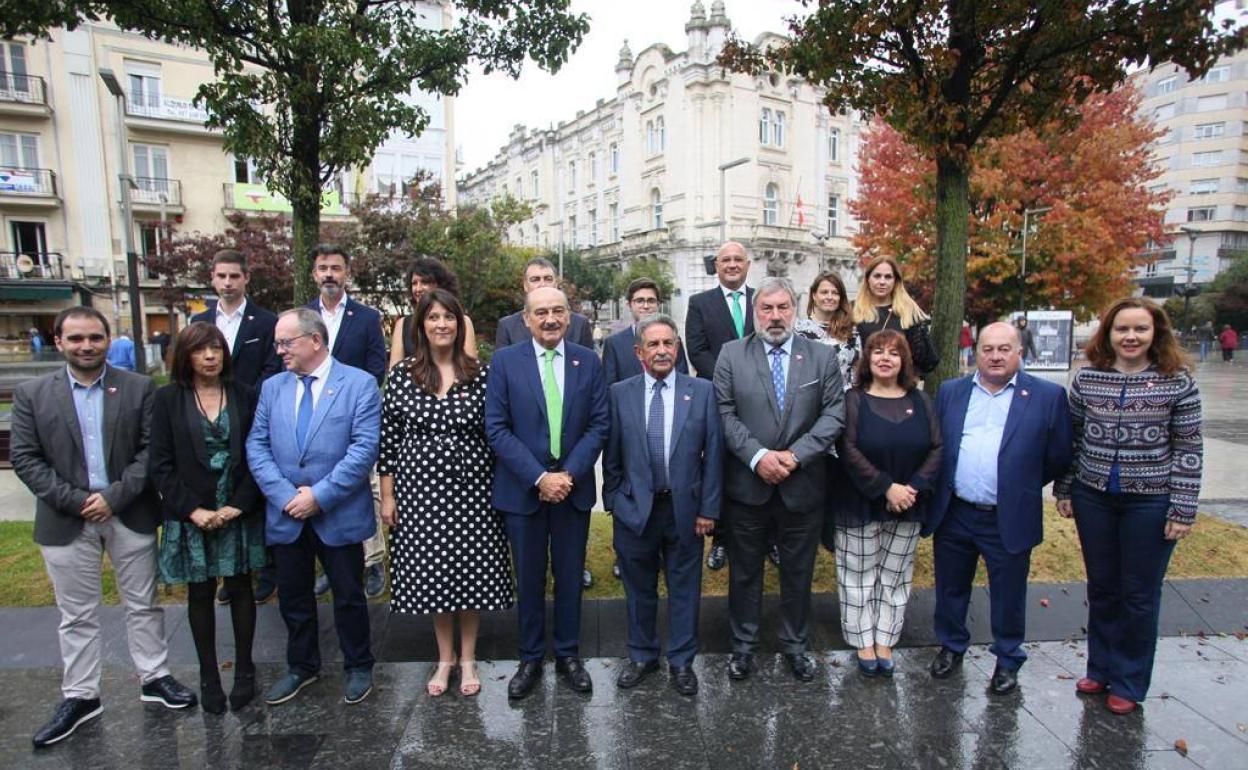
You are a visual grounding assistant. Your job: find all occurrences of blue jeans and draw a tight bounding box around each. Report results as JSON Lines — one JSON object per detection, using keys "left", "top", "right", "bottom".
{"left": 1071, "top": 482, "right": 1175, "bottom": 702}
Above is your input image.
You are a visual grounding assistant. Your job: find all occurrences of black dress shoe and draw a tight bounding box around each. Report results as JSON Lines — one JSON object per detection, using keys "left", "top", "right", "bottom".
{"left": 615, "top": 659, "right": 659, "bottom": 689}
{"left": 785, "top": 653, "right": 816, "bottom": 682}
{"left": 254, "top": 569, "right": 277, "bottom": 604}
{"left": 768, "top": 544, "right": 781, "bottom": 567}
{"left": 929, "top": 647, "right": 964, "bottom": 679}
{"left": 140, "top": 675, "right": 198, "bottom": 709}
{"left": 727, "top": 653, "right": 754, "bottom": 681}
{"left": 556, "top": 656, "right": 593, "bottom": 693}
{"left": 706, "top": 542, "right": 727, "bottom": 571}
{"left": 32, "top": 698, "right": 102, "bottom": 748}
{"left": 670, "top": 664, "right": 698, "bottom": 696}
{"left": 990, "top": 664, "right": 1019, "bottom": 695}
{"left": 508, "top": 660, "right": 544, "bottom": 700}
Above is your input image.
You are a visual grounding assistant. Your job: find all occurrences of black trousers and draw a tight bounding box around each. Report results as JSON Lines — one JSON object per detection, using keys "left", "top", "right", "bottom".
{"left": 273, "top": 525, "right": 374, "bottom": 677}
{"left": 726, "top": 491, "right": 822, "bottom": 655}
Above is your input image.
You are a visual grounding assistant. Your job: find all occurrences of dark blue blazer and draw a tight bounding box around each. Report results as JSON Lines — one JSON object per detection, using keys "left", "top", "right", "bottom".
{"left": 191, "top": 301, "right": 282, "bottom": 387}
{"left": 303, "top": 297, "right": 387, "bottom": 385}
{"left": 495, "top": 310, "right": 594, "bottom": 349}
{"left": 684, "top": 285, "right": 754, "bottom": 379}
{"left": 485, "top": 340, "right": 608, "bottom": 514}
{"left": 924, "top": 371, "right": 1073, "bottom": 554}
{"left": 603, "top": 372, "right": 722, "bottom": 543}
{"left": 601, "top": 325, "right": 689, "bottom": 386}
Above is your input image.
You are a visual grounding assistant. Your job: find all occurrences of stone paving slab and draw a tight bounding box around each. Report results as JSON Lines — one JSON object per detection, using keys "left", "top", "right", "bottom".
{"left": 1, "top": 640, "right": 1244, "bottom": 768}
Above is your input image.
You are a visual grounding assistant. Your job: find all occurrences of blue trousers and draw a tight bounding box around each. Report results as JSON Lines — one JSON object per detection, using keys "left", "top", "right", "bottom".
{"left": 272, "top": 525, "right": 373, "bottom": 677}
{"left": 933, "top": 499, "right": 1031, "bottom": 669}
{"left": 1071, "top": 482, "right": 1175, "bottom": 702}
{"left": 504, "top": 502, "right": 590, "bottom": 661}
{"left": 613, "top": 498, "right": 704, "bottom": 667}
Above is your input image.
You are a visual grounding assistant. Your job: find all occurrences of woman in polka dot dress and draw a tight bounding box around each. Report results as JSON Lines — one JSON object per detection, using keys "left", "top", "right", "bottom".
{"left": 379, "top": 288, "right": 513, "bottom": 697}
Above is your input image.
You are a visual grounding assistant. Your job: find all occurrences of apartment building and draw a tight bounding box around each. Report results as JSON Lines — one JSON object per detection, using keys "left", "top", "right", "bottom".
{"left": 0, "top": 4, "right": 455, "bottom": 351}
{"left": 458, "top": 0, "right": 862, "bottom": 328}
{"left": 1133, "top": 44, "right": 1248, "bottom": 297}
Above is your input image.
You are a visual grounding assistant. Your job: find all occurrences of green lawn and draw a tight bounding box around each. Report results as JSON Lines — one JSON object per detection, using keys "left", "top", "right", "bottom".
{"left": 3, "top": 505, "right": 1247, "bottom": 607}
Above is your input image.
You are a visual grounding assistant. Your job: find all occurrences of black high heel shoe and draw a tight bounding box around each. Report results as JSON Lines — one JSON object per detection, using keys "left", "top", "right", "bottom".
{"left": 201, "top": 679, "right": 227, "bottom": 714}
{"left": 229, "top": 672, "right": 256, "bottom": 711}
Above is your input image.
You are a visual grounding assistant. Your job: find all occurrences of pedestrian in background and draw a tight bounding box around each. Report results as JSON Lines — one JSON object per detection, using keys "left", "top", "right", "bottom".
{"left": 388, "top": 257, "right": 478, "bottom": 369}
{"left": 852, "top": 255, "right": 939, "bottom": 376}
{"left": 1218, "top": 324, "right": 1238, "bottom": 362}
{"left": 380, "top": 289, "right": 511, "bottom": 698}
{"left": 1056, "top": 298, "right": 1202, "bottom": 715}
{"left": 832, "top": 330, "right": 941, "bottom": 677}
{"left": 148, "top": 323, "right": 266, "bottom": 713}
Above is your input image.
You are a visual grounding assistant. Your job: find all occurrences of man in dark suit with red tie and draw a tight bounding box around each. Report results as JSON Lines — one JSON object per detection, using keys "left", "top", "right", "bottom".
{"left": 684, "top": 241, "right": 755, "bottom": 571}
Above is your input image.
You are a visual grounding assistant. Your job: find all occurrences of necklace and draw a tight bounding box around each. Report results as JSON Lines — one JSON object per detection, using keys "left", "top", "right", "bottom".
{"left": 194, "top": 383, "right": 226, "bottom": 438}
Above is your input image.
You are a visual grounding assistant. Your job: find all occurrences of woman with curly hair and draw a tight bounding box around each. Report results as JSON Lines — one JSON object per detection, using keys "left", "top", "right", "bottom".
{"left": 388, "top": 257, "right": 478, "bottom": 368}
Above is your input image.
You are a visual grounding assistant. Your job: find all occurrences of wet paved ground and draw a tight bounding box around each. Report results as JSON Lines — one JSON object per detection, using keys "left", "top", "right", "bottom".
{"left": 1, "top": 637, "right": 1245, "bottom": 769}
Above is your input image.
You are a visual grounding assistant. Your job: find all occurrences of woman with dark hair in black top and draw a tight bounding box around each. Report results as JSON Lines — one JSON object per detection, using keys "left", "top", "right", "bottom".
{"left": 831, "top": 329, "right": 941, "bottom": 678}
{"left": 388, "top": 257, "right": 478, "bottom": 368}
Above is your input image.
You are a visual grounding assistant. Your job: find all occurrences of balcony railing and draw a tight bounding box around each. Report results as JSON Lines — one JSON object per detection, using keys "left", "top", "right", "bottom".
{"left": 0, "top": 251, "right": 65, "bottom": 280}
{"left": 0, "top": 168, "right": 57, "bottom": 196}
{"left": 0, "top": 73, "right": 46, "bottom": 106}
{"left": 131, "top": 177, "right": 182, "bottom": 206}
{"left": 126, "top": 92, "right": 211, "bottom": 124}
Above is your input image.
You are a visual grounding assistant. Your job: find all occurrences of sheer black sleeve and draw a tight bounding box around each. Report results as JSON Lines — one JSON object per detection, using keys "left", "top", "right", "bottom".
{"left": 837, "top": 389, "right": 893, "bottom": 500}
{"left": 907, "top": 389, "right": 942, "bottom": 492}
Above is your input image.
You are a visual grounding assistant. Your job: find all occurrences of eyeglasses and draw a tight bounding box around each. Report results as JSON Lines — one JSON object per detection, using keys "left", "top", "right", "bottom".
{"left": 631, "top": 297, "right": 660, "bottom": 306}
{"left": 274, "top": 333, "right": 312, "bottom": 351}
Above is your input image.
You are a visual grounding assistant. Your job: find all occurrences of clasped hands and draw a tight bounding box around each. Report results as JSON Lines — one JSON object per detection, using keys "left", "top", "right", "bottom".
{"left": 756, "top": 450, "right": 799, "bottom": 485}
{"left": 284, "top": 486, "right": 321, "bottom": 520}
{"left": 538, "top": 471, "right": 574, "bottom": 504}
{"left": 80, "top": 492, "right": 113, "bottom": 523}
{"left": 190, "top": 505, "right": 243, "bottom": 530}
{"left": 885, "top": 483, "right": 918, "bottom": 515}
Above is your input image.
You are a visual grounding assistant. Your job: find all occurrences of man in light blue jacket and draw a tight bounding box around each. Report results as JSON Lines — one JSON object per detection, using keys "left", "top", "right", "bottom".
{"left": 247, "top": 308, "right": 381, "bottom": 707}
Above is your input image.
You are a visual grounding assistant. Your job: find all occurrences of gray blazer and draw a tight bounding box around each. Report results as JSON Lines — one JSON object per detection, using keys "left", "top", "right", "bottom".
{"left": 10, "top": 365, "right": 159, "bottom": 546}
{"left": 713, "top": 333, "right": 845, "bottom": 512}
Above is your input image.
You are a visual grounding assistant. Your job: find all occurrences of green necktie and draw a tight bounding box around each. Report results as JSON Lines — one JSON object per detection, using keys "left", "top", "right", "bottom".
{"left": 730, "top": 291, "right": 745, "bottom": 337}
{"left": 542, "top": 348, "right": 563, "bottom": 460}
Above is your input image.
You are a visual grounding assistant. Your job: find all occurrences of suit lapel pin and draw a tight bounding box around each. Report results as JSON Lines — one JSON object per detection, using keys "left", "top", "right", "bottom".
{"left": 905, "top": 408, "right": 913, "bottom": 415}
{"left": 683, "top": 394, "right": 691, "bottom": 401}
{"left": 247, "top": 315, "right": 254, "bottom": 321}
{"left": 347, "top": 310, "right": 354, "bottom": 316}
{"left": 1020, "top": 389, "right": 1029, "bottom": 397}
{"left": 107, "top": 387, "right": 117, "bottom": 394}
{"left": 795, "top": 354, "right": 803, "bottom": 361}
{"left": 572, "top": 359, "right": 580, "bottom": 367}
{"left": 327, "top": 389, "right": 335, "bottom": 396}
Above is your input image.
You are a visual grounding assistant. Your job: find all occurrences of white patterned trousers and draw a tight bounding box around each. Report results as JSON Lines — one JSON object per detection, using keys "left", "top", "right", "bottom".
{"left": 834, "top": 520, "right": 922, "bottom": 649}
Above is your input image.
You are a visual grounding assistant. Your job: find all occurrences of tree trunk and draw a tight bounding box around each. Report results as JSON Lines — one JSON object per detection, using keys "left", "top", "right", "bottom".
{"left": 291, "top": 196, "right": 319, "bottom": 305}
{"left": 289, "top": 102, "right": 321, "bottom": 305}
{"left": 927, "top": 153, "right": 972, "bottom": 393}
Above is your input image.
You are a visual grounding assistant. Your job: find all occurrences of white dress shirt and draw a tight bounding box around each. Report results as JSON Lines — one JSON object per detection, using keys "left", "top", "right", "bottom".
{"left": 720, "top": 284, "right": 748, "bottom": 325}
{"left": 293, "top": 355, "right": 334, "bottom": 422}
{"left": 215, "top": 297, "right": 247, "bottom": 353}
{"left": 319, "top": 293, "right": 349, "bottom": 352}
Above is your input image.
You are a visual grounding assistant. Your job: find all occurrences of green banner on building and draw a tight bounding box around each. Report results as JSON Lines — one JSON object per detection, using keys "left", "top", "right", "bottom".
{"left": 231, "top": 183, "right": 347, "bottom": 215}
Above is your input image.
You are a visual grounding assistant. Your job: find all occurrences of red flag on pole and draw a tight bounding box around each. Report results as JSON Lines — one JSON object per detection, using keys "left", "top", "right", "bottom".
{"left": 796, "top": 194, "right": 805, "bottom": 227}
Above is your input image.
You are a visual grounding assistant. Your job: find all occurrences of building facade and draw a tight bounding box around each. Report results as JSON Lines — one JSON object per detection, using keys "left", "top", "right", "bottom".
{"left": 0, "top": 3, "right": 455, "bottom": 356}
{"left": 458, "top": 1, "right": 862, "bottom": 329}
{"left": 1132, "top": 45, "right": 1248, "bottom": 298}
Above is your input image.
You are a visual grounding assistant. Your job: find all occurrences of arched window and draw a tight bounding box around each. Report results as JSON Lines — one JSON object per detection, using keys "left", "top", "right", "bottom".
{"left": 651, "top": 188, "right": 663, "bottom": 230}
{"left": 763, "top": 183, "right": 779, "bottom": 226}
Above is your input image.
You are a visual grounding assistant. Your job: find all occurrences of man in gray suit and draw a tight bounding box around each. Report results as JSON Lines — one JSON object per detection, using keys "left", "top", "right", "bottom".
{"left": 714, "top": 277, "right": 845, "bottom": 683}
{"left": 12, "top": 307, "right": 196, "bottom": 749}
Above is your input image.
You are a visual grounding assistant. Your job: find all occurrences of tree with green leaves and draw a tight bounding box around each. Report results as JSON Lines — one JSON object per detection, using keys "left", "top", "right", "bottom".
{"left": 9, "top": 1, "right": 588, "bottom": 303}
{"left": 560, "top": 249, "right": 617, "bottom": 322}
{"left": 722, "top": 1, "right": 1241, "bottom": 388}
{"left": 615, "top": 256, "right": 676, "bottom": 305}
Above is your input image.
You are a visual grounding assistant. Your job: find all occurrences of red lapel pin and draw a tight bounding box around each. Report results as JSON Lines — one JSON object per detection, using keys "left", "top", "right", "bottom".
{"left": 1020, "top": 389, "right": 1029, "bottom": 397}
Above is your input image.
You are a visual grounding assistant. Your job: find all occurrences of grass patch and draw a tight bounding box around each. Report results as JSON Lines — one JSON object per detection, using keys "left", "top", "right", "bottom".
{"left": 2, "top": 506, "right": 1246, "bottom": 607}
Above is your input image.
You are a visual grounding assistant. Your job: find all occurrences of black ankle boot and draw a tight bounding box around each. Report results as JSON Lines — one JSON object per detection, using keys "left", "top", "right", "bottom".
{"left": 201, "top": 679, "right": 226, "bottom": 714}
{"left": 229, "top": 670, "right": 256, "bottom": 711}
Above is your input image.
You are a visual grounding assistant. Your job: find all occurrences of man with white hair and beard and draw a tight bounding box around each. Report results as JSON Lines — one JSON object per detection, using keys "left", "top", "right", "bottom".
{"left": 713, "top": 276, "right": 845, "bottom": 683}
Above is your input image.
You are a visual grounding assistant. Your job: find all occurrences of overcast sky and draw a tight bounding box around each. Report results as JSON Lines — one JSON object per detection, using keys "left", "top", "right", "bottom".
{"left": 454, "top": 0, "right": 807, "bottom": 174}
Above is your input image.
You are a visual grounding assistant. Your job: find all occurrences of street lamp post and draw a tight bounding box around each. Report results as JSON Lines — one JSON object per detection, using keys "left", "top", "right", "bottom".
{"left": 718, "top": 157, "right": 749, "bottom": 244}
{"left": 1018, "top": 206, "right": 1053, "bottom": 315}
{"left": 1179, "top": 225, "right": 1200, "bottom": 332}
{"left": 99, "top": 68, "right": 147, "bottom": 373}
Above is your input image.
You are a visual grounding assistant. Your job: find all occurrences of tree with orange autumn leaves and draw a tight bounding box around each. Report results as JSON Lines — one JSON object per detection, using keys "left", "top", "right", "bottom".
{"left": 852, "top": 85, "right": 1170, "bottom": 324}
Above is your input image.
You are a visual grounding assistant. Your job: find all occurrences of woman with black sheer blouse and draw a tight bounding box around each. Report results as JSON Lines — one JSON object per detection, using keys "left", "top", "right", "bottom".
{"left": 831, "top": 329, "right": 942, "bottom": 677}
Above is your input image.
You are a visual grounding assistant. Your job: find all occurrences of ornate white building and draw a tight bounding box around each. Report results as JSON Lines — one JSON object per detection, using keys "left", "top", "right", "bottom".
{"left": 458, "top": 1, "right": 863, "bottom": 327}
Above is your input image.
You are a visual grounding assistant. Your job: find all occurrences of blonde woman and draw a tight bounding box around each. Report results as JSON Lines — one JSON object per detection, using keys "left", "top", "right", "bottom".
{"left": 852, "top": 256, "right": 939, "bottom": 374}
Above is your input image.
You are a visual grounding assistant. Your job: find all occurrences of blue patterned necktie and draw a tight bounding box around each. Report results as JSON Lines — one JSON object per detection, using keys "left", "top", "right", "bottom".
{"left": 295, "top": 375, "right": 316, "bottom": 452}
{"left": 770, "top": 347, "right": 786, "bottom": 414}
{"left": 647, "top": 379, "right": 668, "bottom": 491}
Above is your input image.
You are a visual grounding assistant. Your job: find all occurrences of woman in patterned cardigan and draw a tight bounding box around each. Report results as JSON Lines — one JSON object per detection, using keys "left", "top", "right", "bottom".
{"left": 1055, "top": 298, "right": 1202, "bottom": 715}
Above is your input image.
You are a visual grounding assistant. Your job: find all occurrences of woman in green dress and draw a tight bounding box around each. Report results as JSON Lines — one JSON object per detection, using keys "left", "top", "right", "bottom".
{"left": 149, "top": 322, "right": 267, "bottom": 713}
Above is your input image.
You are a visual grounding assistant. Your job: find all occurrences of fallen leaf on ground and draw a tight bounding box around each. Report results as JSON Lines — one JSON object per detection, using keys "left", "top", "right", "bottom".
{"left": 1056, "top": 674, "right": 1074, "bottom": 680}
{"left": 1039, "top": 598, "right": 1051, "bottom": 607}
{"left": 1174, "top": 739, "right": 1188, "bottom": 756}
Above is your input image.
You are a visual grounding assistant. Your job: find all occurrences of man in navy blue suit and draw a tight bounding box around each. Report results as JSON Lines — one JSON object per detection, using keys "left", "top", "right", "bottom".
{"left": 193, "top": 249, "right": 282, "bottom": 606}
{"left": 495, "top": 257, "right": 595, "bottom": 350}
{"left": 603, "top": 314, "right": 721, "bottom": 696}
{"left": 602, "top": 278, "right": 689, "bottom": 386}
{"left": 303, "top": 244, "right": 389, "bottom": 599}
{"left": 486, "top": 286, "right": 608, "bottom": 699}
{"left": 924, "top": 322, "right": 1073, "bottom": 695}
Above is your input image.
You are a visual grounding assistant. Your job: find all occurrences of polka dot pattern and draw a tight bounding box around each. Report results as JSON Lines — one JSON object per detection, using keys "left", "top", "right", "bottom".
{"left": 379, "top": 364, "right": 514, "bottom": 615}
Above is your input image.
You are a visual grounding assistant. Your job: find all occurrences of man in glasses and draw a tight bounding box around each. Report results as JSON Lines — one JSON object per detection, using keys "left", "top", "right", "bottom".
{"left": 602, "top": 277, "right": 689, "bottom": 387}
